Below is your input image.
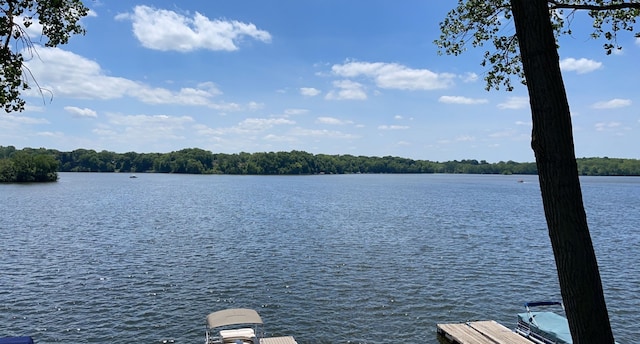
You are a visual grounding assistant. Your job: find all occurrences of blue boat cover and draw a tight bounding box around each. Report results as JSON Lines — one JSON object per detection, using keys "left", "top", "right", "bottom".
{"left": 524, "top": 301, "right": 562, "bottom": 308}
{"left": 0, "top": 337, "right": 34, "bottom": 344}
{"left": 518, "top": 311, "right": 572, "bottom": 344}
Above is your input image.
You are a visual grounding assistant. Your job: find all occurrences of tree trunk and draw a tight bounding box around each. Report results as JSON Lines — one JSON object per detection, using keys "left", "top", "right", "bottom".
{"left": 509, "top": 0, "right": 614, "bottom": 343}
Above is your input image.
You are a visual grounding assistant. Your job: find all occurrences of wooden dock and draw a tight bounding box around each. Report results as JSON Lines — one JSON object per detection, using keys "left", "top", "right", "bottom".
{"left": 260, "top": 336, "right": 298, "bottom": 344}
{"left": 437, "top": 320, "right": 533, "bottom": 344}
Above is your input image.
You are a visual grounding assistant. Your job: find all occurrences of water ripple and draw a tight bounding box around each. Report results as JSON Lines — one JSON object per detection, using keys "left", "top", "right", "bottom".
{"left": 1, "top": 174, "right": 638, "bottom": 343}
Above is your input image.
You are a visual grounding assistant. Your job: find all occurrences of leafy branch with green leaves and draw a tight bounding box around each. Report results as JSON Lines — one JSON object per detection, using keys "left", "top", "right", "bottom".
{"left": 1, "top": 0, "right": 88, "bottom": 113}
{"left": 434, "top": 0, "right": 640, "bottom": 91}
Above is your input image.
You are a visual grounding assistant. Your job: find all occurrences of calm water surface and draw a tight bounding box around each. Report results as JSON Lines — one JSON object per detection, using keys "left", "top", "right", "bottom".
{"left": 1, "top": 173, "right": 638, "bottom": 343}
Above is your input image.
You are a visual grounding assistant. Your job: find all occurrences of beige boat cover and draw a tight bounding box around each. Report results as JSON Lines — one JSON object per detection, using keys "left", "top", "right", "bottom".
{"left": 206, "top": 308, "right": 263, "bottom": 328}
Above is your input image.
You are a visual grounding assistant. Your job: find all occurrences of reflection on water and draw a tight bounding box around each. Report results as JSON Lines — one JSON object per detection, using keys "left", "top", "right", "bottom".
{"left": 1, "top": 173, "right": 638, "bottom": 343}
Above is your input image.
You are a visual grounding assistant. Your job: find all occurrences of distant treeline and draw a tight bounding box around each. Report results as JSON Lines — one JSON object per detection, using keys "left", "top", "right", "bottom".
{"left": 0, "top": 148, "right": 59, "bottom": 182}
{"left": 1, "top": 146, "right": 640, "bottom": 182}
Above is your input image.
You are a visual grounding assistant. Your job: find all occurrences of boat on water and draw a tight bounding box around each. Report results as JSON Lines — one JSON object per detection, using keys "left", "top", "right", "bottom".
{"left": 515, "top": 301, "right": 572, "bottom": 344}
{"left": 205, "top": 308, "right": 297, "bottom": 344}
{"left": 515, "top": 301, "right": 621, "bottom": 344}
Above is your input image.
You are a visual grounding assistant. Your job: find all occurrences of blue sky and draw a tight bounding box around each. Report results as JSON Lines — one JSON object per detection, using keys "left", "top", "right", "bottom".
{"left": 1, "top": 1, "right": 638, "bottom": 162}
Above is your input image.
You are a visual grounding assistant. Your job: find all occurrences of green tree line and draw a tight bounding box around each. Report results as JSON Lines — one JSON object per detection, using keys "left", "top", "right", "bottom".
{"left": 2, "top": 145, "right": 639, "bottom": 179}
{"left": 0, "top": 147, "right": 58, "bottom": 182}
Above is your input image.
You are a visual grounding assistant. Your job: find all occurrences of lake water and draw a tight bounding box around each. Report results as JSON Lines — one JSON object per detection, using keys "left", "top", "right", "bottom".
{"left": 1, "top": 173, "right": 638, "bottom": 343}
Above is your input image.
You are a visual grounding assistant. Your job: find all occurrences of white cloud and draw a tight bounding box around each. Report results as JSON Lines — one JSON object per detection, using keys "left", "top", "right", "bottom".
{"left": 132, "top": 84, "right": 221, "bottom": 106}
{"left": 497, "top": 97, "right": 529, "bottom": 110}
{"left": 611, "top": 47, "right": 624, "bottom": 55}
{"left": 0, "top": 114, "right": 49, "bottom": 127}
{"left": 592, "top": 98, "right": 632, "bottom": 109}
{"left": 96, "top": 113, "right": 196, "bottom": 143}
{"left": 378, "top": 125, "right": 409, "bottom": 130}
{"left": 25, "top": 47, "right": 138, "bottom": 100}
{"left": 23, "top": 46, "right": 245, "bottom": 111}
{"left": 115, "top": 5, "right": 271, "bottom": 52}
{"left": 325, "top": 80, "right": 367, "bottom": 100}
{"left": 595, "top": 122, "right": 622, "bottom": 131}
{"left": 455, "top": 135, "right": 475, "bottom": 142}
{"left": 489, "top": 129, "right": 517, "bottom": 138}
{"left": 290, "top": 127, "right": 358, "bottom": 139}
{"left": 283, "top": 108, "right": 309, "bottom": 116}
{"left": 236, "top": 118, "right": 295, "bottom": 132}
{"left": 107, "top": 113, "right": 193, "bottom": 127}
{"left": 65, "top": 106, "right": 98, "bottom": 118}
{"left": 462, "top": 72, "right": 479, "bottom": 83}
{"left": 20, "top": 16, "right": 44, "bottom": 40}
{"left": 560, "top": 57, "right": 602, "bottom": 74}
{"left": 247, "top": 102, "right": 264, "bottom": 111}
{"left": 92, "top": 127, "right": 118, "bottom": 137}
{"left": 300, "top": 87, "right": 321, "bottom": 97}
{"left": 263, "top": 134, "right": 297, "bottom": 142}
{"left": 316, "top": 117, "right": 353, "bottom": 125}
{"left": 24, "top": 105, "right": 45, "bottom": 112}
{"left": 439, "top": 95, "right": 488, "bottom": 105}
{"left": 36, "top": 131, "right": 64, "bottom": 138}
{"left": 193, "top": 118, "right": 295, "bottom": 138}
{"left": 331, "top": 61, "right": 455, "bottom": 90}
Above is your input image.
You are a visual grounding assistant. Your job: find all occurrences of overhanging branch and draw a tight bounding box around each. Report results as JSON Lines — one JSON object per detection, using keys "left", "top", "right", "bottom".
{"left": 548, "top": 0, "right": 640, "bottom": 11}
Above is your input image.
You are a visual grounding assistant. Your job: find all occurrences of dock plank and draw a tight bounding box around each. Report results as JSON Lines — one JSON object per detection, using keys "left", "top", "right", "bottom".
{"left": 437, "top": 321, "right": 533, "bottom": 344}
{"left": 467, "top": 321, "right": 533, "bottom": 344}
{"left": 260, "top": 336, "right": 298, "bottom": 344}
{"left": 437, "top": 323, "right": 498, "bottom": 344}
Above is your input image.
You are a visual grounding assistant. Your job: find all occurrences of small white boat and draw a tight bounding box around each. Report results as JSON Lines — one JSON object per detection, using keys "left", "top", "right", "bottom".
{"left": 515, "top": 301, "right": 619, "bottom": 344}
{"left": 516, "top": 301, "right": 572, "bottom": 344}
{"left": 205, "top": 308, "right": 297, "bottom": 344}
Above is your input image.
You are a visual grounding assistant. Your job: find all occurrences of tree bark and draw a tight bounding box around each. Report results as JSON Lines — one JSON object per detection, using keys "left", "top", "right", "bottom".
{"left": 509, "top": 0, "right": 614, "bottom": 343}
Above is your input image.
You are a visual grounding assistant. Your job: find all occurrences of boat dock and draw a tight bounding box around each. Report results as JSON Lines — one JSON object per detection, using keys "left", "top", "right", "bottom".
{"left": 437, "top": 320, "right": 533, "bottom": 344}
